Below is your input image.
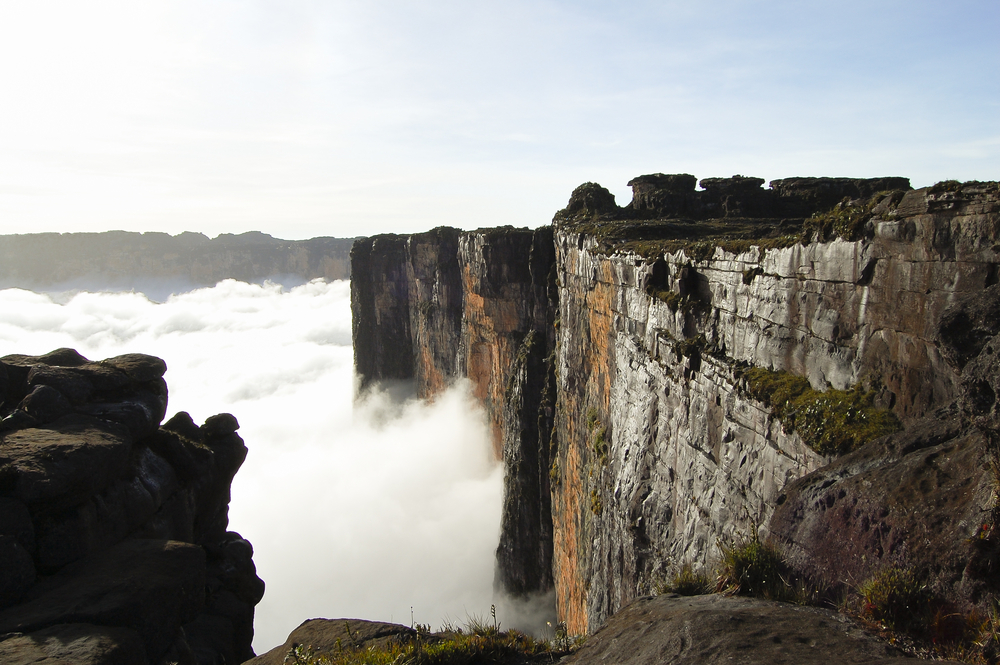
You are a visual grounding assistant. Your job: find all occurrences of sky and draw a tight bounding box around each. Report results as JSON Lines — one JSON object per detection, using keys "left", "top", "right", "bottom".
{"left": 0, "top": 279, "right": 505, "bottom": 653}
{"left": 0, "top": 0, "right": 996, "bottom": 239}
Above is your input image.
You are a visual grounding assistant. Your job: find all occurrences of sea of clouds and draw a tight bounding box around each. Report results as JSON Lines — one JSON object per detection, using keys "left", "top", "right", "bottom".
{"left": 0, "top": 279, "right": 504, "bottom": 653}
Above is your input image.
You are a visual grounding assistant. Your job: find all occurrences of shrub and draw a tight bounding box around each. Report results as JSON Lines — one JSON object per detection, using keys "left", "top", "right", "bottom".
{"left": 656, "top": 564, "right": 712, "bottom": 596}
{"left": 858, "top": 567, "right": 931, "bottom": 633}
{"left": 716, "top": 530, "right": 791, "bottom": 601}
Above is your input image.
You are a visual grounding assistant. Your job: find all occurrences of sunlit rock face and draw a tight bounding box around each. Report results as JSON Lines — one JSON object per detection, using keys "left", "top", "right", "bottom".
{"left": 0, "top": 349, "right": 263, "bottom": 664}
{"left": 352, "top": 177, "right": 1000, "bottom": 635}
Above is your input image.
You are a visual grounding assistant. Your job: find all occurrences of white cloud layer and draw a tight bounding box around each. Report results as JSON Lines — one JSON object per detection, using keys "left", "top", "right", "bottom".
{"left": 0, "top": 280, "right": 503, "bottom": 653}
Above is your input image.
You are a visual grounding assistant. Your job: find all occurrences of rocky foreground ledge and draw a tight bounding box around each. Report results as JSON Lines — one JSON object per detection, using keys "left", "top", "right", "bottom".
{"left": 0, "top": 349, "right": 262, "bottom": 664}
{"left": 250, "top": 593, "right": 964, "bottom": 665}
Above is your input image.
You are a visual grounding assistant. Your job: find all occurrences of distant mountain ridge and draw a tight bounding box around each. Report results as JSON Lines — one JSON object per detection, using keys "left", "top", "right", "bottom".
{"left": 0, "top": 231, "right": 356, "bottom": 292}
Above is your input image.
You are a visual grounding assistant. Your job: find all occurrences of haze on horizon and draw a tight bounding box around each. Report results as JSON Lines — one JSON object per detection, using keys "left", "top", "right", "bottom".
{"left": 0, "top": 0, "right": 996, "bottom": 241}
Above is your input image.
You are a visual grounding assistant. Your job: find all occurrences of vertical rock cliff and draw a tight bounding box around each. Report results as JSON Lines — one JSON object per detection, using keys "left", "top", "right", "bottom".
{"left": 352, "top": 225, "right": 558, "bottom": 604}
{"left": 352, "top": 176, "right": 1000, "bottom": 635}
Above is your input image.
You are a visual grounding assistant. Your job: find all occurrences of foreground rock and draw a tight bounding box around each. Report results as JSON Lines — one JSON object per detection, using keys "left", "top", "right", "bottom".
{"left": 562, "top": 594, "right": 959, "bottom": 665}
{"left": 0, "top": 349, "right": 263, "bottom": 664}
{"left": 247, "top": 619, "right": 417, "bottom": 665}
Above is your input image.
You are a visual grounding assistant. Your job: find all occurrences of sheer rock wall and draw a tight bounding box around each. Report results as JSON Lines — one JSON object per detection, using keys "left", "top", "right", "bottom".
{"left": 351, "top": 177, "right": 1000, "bottom": 634}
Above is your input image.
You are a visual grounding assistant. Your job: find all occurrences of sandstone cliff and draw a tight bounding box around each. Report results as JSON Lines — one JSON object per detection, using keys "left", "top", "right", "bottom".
{"left": 0, "top": 231, "right": 354, "bottom": 292}
{"left": 0, "top": 349, "right": 263, "bottom": 664}
{"left": 351, "top": 175, "right": 1000, "bottom": 636}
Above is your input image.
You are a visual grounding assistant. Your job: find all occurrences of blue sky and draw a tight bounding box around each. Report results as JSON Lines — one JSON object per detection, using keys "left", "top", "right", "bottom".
{"left": 0, "top": 0, "right": 996, "bottom": 239}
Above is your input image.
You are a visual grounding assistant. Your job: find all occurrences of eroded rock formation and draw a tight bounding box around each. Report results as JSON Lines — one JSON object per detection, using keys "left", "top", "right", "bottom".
{"left": 351, "top": 175, "right": 1000, "bottom": 637}
{"left": 0, "top": 349, "right": 262, "bottom": 664}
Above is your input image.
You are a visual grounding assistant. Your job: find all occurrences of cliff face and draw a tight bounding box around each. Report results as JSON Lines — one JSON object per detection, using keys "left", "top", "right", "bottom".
{"left": 0, "top": 349, "right": 262, "bottom": 664}
{"left": 0, "top": 231, "right": 355, "bottom": 291}
{"left": 352, "top": 226, "right": 557, "bottom": 603}
{"left": 351, "top": 176, "right": 1000, "bottom": 635}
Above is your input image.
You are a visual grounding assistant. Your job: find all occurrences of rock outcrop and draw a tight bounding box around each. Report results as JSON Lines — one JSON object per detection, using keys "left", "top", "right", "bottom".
{"left": 0, "top": 349, "right": 263, "bottom": 664}
{"left": 351, "top": 176, "right": 1000, "bottom": 637}
{"left": 247, "top": 619, "right": 417, "bottom": 665}
{"left": 561, "top": 593, "right": 961, "bottom": 665}
{"left": 0, "top": 231, "right": 354, "bottom": 292}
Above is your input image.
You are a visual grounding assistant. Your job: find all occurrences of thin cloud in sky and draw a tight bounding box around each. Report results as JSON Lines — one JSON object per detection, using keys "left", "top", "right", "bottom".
{"left": 0, "top": 0, "right": 996, "bottom": 237}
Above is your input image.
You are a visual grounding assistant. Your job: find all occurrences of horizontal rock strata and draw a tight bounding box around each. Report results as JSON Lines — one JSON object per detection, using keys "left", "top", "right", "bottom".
{"left": 351, "top": 176, "right": 1000, "bottom": 636}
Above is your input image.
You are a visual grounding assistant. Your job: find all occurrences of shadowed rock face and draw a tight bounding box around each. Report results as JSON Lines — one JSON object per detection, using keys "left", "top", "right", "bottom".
{"left": 0, "top": 349, "right": 263, "bottom": 665}
{"left": 351, "top": 176, "right": 1000, "bottom": 639}
{"left": 769, "top": 281, "right": 1000, "bottom": 615}
{"left": 352, "top": 225, "right": 558, "bottom": 623}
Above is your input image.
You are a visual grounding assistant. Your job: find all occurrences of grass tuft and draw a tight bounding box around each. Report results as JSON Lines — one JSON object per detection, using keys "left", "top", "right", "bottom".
{"left": 716, "top": 530, "right": 792, "bottom": 601}
{"left": 655, "top": 564, "right": 712, "bottom": 596}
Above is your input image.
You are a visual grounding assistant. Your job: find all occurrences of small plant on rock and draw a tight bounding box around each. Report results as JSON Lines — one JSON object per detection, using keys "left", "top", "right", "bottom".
{"left": 716, "top": 529, "right": 791, "bottom": 601}
{"left": 858, "top": 567, "right": 932, "bottom": 633}
{"left": 656, "top": 563, "right": 712, "bottom": 596}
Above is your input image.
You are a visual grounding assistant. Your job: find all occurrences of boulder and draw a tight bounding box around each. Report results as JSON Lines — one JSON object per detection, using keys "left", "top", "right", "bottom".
{"left": 0, "top": 415, "right": 132, "bottom": 508}
{"left": 247, "top": 619, "right": 417, "bottom": 665}
{"left": 561, "top": 594, "right": 957, "bottom": 665}
{"left": 0, "top": 539, "right": 205, "bottom": 661}
{"left": 0, "top": 623, "right": 148, "bottom": 665}
{"left": 0, "top": 349, "right": 261, "bottom": 663}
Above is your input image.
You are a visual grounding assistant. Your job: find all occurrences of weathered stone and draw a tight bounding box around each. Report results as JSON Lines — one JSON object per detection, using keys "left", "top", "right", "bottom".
{"left": 561, "top": 593, "right": 955, "bottom": 665}
{"left": 18, "top": 385, "right": 74, "bottom": 424}
{"left": 247, "top": 619, "right": 416, "bottom": 665}
{"left": 0, "top": 415, "right": 132, "bottom": 507}
{"left": 99, "top": 353, "right": 167, "bottom": 383}
{"left": 351, "top": 177, "right": 1000, "bottom": 636}
{"left": 768, "top": 411, "right": 993, "bottom": 609}
{"left": 201, "top": 412, "right": 239, "bottom": 437}
{"left": 26, "top": 366, "right": 97, "bottom": 405}
{"left": 555, "top": 182, "right": 620, "bottom": 220}
{"left": 351, "top": 234, "right": 415, "bottom": 389}
{"left": 0, "top": 535, "right": 35, "bottom": 609}
{"left": 0, "top": 623, "right": 148, "bottom": 665}
{"left": 0, "top": 539, "right": 206, "bottom": 661}
{"left": 0, "top": 349, "right": 260, "bottom": 662}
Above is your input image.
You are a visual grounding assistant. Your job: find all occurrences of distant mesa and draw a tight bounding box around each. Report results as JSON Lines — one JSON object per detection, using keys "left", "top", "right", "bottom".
{"left": 0, "top": 230, "right": 357, "bottom": 294}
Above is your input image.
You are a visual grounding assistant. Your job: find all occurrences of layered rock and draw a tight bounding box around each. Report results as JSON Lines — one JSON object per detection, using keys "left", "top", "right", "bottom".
{"left": 768, "top": 281, "right": 1000, "bottom": 614}
{"left": 0, "top": 231, "right": 354, "bottom": 292}
{"left": 351, "top": 176, "right": 1000, "bottom": 636}
{"left": 351, "top": 226, "right": 557, "bottom": 611}
{"left": 0, "top": 349, "right": 263, "bottom": 664}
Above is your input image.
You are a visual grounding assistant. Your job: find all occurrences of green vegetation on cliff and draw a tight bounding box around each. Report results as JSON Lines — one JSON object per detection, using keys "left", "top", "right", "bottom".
{"left": 736, "top": 367, "right": 901, "bottom": 455}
